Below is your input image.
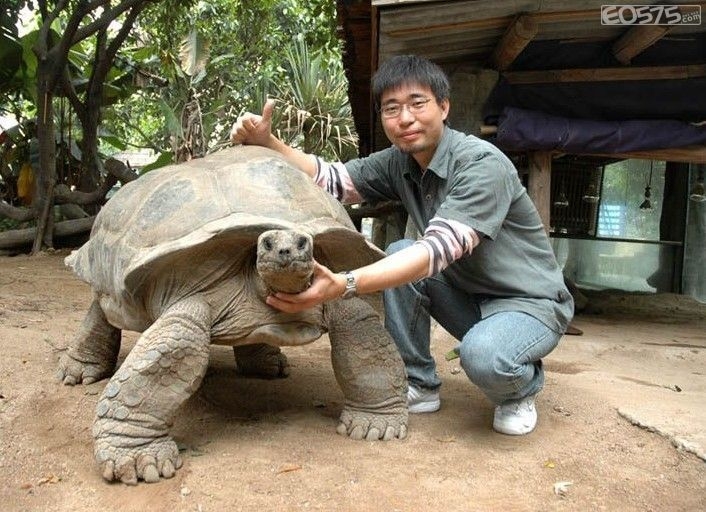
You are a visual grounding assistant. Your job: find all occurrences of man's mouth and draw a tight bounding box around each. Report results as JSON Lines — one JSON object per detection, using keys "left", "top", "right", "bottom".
{"left": 399, "top": 130, "right": 421, "bottom": 142}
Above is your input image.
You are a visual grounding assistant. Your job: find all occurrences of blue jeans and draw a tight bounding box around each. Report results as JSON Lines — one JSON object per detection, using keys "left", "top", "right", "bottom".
{"left": 383, "top": 239, "right": 562, "bottom": 405}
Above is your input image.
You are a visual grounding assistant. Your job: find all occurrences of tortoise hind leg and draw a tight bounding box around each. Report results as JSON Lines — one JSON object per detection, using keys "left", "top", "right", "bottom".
{"left": 93, "top": 295, "right": 211, "bottom": 485}
{"left": 58, "top": 298, "right": 121, "bottom": 385}
{"left": 233, "top": 343, "right": 290, "bottom": 378}
{"left": 324, "top": 298, "right": 408, "bottom": 441}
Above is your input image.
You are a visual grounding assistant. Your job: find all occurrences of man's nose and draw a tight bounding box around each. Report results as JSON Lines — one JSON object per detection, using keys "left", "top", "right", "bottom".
{"left": 398, "top": 105, "right": 415, "bottom": 122}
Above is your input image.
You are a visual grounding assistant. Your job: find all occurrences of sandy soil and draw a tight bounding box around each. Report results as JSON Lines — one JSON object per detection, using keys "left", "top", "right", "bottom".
{"left": 1, "top": 251, "right": 704, "bottom": 512}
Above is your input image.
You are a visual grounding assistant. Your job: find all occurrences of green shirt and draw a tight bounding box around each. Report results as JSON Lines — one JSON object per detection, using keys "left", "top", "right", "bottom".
{"left": 345, "top": 126, "right": 574, "bottom": 333}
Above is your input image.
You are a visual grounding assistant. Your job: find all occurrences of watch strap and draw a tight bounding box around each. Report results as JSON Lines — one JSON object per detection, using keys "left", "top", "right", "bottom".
{"left": 340, "top": 271, "right": 357, "bottom": 299}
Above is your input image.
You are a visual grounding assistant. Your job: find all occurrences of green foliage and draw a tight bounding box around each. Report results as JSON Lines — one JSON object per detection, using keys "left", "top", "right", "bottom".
{"left": 1, "top": 0, "right": 356, "bottom": 173}
{"left": 140, "top": 150, "right": 174, "bottom": 173}
{"left": 100, "top": 0, "right": 355, "bottom": 168}
{"left": 270, "top": 39, "right": 358, "bottom": 161}
{"left": 180, "top": 28, "right": 210, "bottom": 77}
{"left": 0, "top": 215, "right": 30, "bottom": 231}
{"left": 1, "top": 3, "right": 38, "bottom": 118}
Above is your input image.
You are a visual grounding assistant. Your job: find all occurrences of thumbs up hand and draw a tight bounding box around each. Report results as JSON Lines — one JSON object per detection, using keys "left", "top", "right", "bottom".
{"left": 230, "top": 98, "right": 275, "bottom": 147}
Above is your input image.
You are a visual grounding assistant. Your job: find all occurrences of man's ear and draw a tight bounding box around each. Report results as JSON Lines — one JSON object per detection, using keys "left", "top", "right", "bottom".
{"left": 441, "top": 99, "right": 450, "bottom": 122}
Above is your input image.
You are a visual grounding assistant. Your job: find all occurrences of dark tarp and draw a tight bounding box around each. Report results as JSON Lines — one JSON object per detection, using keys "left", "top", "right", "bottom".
{"left": 483, "top": 35, "right": 706, "bottom": 123}
{"left": 495, "top": 106, "right": 706, "bottom": 153}
{"left": 510, "top": 35, "right": 706, "bottom": 72}
{"left": 484, "top": 78, "right": 706, "bottom": 123}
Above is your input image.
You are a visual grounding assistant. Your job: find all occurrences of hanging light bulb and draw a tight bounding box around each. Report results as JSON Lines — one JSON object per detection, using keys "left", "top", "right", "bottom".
{"left": 639, "top": 161, "right": 654, "bottom": 210}
{"left": 639, "top": 186, "right": 652, "bottom": 209}
{"left": 582, "top": 182, "right": 600, "bottom": 204}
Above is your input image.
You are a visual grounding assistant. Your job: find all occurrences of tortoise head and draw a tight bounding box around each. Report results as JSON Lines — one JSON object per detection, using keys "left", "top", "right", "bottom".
{"left": 256, "top": 229, "right": 314, "bottom": 294}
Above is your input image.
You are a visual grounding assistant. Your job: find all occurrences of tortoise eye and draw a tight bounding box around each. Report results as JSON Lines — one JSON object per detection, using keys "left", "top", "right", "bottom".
{"left": 263, "top": 238, "right": 273, "bottom": 251}
{"left": 297, "top": 236, "right": 308, "bottom": 250}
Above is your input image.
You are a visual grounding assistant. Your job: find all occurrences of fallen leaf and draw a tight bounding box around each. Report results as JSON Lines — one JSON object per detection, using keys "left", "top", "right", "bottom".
{"left": 444, "top": 348, "right": 460, "bottom": 361}
{"left": 38, "top": 474, "right": 61, "bottom": 485}
{"left": 544, "top": 460, "right": 556, "bottom": 469}
{"left": 552, "top": 406, "right": 572, "bottom": 416}
{"left": 553, "top": 481, "right": 573, "bottom": 497}
{"left": 277, "top": 464, "right": 302, "bottom": 474}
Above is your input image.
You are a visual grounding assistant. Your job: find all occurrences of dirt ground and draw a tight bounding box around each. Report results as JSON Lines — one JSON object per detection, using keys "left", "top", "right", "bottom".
{"left": 1, "top": 251, "right": 704, "bottom": 512}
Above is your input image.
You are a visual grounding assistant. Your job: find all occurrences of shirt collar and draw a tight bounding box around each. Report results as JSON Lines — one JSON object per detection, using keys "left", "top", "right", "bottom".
{"left": 427, "top": 125, "right": 454, "bottom": 178}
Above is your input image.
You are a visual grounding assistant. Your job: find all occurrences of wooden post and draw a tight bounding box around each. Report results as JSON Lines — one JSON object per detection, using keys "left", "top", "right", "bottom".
{"left": 527, "top": 151, "right": 552, "bottom": 232}
{"left": 612, "top": 25, "right": 670, "bottom": 65}
{"left": 491, "top": 14, "right": 538, "bottom": 72}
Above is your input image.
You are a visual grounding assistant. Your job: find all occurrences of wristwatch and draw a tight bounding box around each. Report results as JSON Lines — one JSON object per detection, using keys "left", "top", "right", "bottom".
{"left": 340, "top": 271, "right": 358, "bottom": 299}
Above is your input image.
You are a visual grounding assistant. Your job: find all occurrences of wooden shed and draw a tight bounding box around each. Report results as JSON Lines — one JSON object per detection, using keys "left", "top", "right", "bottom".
{"left": 336, "top": 0, "right": 706, "bottom": 300}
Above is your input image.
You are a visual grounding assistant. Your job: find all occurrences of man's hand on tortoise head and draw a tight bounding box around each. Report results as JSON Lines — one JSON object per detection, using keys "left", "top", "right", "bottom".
{"left": 266, "top": 261, "right": 346, "bottom": 313}
{"left": 230, "top": 98, "right": 275, "bottom": 146}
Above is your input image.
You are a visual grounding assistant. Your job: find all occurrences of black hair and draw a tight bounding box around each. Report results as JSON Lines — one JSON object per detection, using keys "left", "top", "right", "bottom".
{"left": 371, "top": 55, "right": 450, "bottom": 111}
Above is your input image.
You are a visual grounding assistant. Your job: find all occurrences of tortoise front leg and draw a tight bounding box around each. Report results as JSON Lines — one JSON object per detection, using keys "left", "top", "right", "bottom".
{"left": 58, "top": 298, "right": 121, "bottom": 385}
{"left": 92, "top": 296, "right": 211, "bottom": 485}
{"left": 324, "top": 298, "right": 408, "bottom": 441}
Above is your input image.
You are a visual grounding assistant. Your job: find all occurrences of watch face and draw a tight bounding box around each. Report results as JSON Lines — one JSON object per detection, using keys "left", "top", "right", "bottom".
{"left": 342, "top": 272, "right": 357, "bottom": 299}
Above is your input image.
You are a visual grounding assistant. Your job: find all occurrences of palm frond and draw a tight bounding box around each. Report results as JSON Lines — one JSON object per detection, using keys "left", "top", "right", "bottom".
{"left": 270, "top": 39, "right": 357, "bottom": 161}
{"left": 179, "top": 28, "right": 210, "bottom": 76}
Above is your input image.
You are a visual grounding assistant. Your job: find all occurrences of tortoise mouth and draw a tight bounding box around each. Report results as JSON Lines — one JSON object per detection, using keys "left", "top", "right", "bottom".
{"left": 256, "top": 258, "right": 314, "bottom": 294}
{"left": 257, "top": 258, "right": 314, "bottom": 274}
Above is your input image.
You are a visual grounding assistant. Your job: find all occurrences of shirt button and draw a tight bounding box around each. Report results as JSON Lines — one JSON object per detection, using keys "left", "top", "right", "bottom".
{"left": 425, "top": 194, "right": 432, "bottom": 200}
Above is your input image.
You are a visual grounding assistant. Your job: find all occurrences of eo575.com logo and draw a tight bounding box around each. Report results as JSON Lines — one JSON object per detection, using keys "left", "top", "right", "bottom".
{"left": 601, "top": 5, "right": 702, "bottom": 25}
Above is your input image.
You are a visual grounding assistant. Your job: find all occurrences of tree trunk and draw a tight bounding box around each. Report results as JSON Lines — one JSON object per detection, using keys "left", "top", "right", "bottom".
{"left": 33, "top": 67, "right": 59, "bottom": 254}
{"left": 0, "top": 216, "right": 95, "bottom": 251}
{"left": 77, "top": 100, "right": 103, "bottom": 214}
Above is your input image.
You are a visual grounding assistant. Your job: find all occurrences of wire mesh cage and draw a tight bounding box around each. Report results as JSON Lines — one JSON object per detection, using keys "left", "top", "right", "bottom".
{"left": 550, "top": 158, "right": 604, "bottom": 236}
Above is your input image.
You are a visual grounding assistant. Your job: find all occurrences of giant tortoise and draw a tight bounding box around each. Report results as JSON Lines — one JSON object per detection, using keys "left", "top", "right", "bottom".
{"left": 58, "top": 145, "right": 408, "bottom": 485}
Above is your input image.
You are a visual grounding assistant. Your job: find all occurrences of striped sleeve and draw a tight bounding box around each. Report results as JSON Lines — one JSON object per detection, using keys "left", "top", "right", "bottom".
{"left": 414, "top": 217, "right": 480, "bottom": 276}
{"left": 312, "top": 156, "right": 363, "bottom": 204}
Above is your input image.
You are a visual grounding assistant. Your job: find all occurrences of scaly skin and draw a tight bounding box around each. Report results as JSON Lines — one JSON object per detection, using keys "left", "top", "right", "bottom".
{"left": 92, "top": 296, "right": 211, "bottom": 484}
{"left": 233, "top": 343, "right": 290, "bottom": 378}
{"left": 61, "top": 228, "right": 407, "bottom": 485}
{"left": 57, "top": 298, "right": 121, "bottom": 385}
{"left": 325, "top": 298, "right": 409, "bottom": 441}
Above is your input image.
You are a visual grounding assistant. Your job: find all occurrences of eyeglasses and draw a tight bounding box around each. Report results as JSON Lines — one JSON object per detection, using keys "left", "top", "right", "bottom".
{"left": 379, "top": 98, "right": 432, "bottom": 119}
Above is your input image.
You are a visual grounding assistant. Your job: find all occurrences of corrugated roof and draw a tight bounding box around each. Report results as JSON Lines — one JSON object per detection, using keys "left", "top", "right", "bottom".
{"left": 337, "top": 0, "right": 706, "bottom": 154}
{"left": 375, "top": 0, "right": 704, "bottom": 63}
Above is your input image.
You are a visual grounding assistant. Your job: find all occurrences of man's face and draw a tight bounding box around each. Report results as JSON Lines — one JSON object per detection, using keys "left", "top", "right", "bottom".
{"left": 379, "top": 83, "right": 449, "bottom": 169}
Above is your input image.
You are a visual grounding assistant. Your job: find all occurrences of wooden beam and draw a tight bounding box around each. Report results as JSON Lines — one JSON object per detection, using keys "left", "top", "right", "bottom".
{"left": 504, "top": 64, "right": 706, "bottom": 84}
{"left": 385, "top": 16, "right": 508, "bottom": 38}
{"left": 527, "top": 151, "right": 552, "bottom": 232}
{"left": 384, "top": 9, "right": 603, "bottom": 38}
{"left": 491, "top": 14, "right": 538, "bottom": 71}
{"left": 577, "top": 145, "right": 706, "bottom": 164}
{"left": 381, "top": 3, "right": 706, "bottom": 38}
{"left": 479, "top": 124, "right": 498, "bottom": 136}
{"left": 612, "top": 25, "right": 670, "bottom": 65}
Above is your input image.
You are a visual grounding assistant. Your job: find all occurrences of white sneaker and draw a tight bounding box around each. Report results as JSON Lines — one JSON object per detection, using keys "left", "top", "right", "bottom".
{"left": 493, "top": 395, "right": 537, "bottom": 435}
{"left": 407, "top": 384, "right": 440, "bottom": 413}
